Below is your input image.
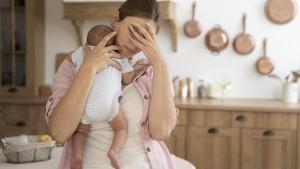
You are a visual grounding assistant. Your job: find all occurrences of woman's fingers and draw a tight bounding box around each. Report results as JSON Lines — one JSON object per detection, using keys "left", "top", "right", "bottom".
{"left": 103, "top": 45, "right": 122, "bottom": 53}
{"left": 129, "top": 25, "right": 148, "bottom": 45}
{"left": 96, "top": 31, "right": 117, "bottom": 48}
{"left": 76, "top": 124, "right": 91, "bottom": 135}
{"left": 132, "top": 23, "right": 153, "bottom": 42}
{"left": 128, "top": 33, "right": 144, "bottom": 49}
{"left": 106, "top": 52, "right": 122, "bottom": 59}
{"left": 109, "top": 60, "right": 122, "bottom": 71}
{"left": 146, "top": 23, "right": 155, "bottom": 39}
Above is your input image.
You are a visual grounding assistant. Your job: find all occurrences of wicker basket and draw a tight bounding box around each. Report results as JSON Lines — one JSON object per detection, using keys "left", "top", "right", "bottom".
{"left": 0, "top": 135, "right": 56, "bottom": 163}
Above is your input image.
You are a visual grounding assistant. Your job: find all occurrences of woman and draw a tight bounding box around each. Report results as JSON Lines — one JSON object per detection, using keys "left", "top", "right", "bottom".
{"left": 45, "top": 0, "right": 195, "bottom": 168}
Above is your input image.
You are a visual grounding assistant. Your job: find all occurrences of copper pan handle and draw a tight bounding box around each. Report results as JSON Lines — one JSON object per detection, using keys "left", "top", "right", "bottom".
{"left": 263, "top": 38, "right": 268, "bottom": 57}
{"left": 192, "top": 1, "right": 196, "bottom": 20}
{"left": 242, "top": 13, "right": 247, "bottom": 33}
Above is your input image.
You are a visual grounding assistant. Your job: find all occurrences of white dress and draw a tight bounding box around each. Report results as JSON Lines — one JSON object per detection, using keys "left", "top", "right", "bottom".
{"left": 82, "top": 84, "right": 195, "bottom": 169}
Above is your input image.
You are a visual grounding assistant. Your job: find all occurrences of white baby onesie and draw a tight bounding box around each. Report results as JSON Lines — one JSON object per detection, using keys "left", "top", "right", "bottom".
{"left": 71, "top": 46, "right": 133, "bottom": 124}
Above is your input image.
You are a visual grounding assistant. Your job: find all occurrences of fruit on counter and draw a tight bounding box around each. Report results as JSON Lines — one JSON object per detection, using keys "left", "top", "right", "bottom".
{"left": 38, "top": 134, "right": 53, "bottom": 142}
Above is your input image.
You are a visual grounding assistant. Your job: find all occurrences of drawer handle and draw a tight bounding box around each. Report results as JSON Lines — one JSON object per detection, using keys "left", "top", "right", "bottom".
{"left": 263, "top": 130, "right": 275, "bottom": 137}
{"left": 8, "top": 87, "right": 18, "bottom": 93}
{"left": 15, "top": 121, "right": 27, "bottom": 127}
{"left": 207, "top": 128, "right": 219, "bottom": 134}
{"left": 235, "top": 115, "right": 247, "bottom": 122}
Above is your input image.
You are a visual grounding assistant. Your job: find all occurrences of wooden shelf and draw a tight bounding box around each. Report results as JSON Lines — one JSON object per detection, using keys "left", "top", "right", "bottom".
{"left": 0, "top": 6, "right": 25, "bottom": 10}
{"left": 63, "top": 1, "right": 177, "bottom": 51}
{"left": 1, "top": 50, "right": 26, "bottom": 55}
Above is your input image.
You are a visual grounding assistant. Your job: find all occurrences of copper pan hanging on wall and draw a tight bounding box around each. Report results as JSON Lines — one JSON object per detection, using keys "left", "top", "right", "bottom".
{"left": 265, "top": 0, "right": 298, "bottom": 24}
{"left": 233, "top": 14, "right": 256, "bottom": 55}
{"left": 183, "top": 1, "right": 202, "bottom": 38}
{"left": 255, "top": 38, "right": 275, "bottom": 75}
{"left": 205, "top": 25, "right": 229, "bottom": 55}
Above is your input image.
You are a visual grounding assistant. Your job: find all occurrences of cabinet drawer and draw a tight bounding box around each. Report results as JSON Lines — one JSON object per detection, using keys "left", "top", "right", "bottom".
{"left": 187, "top": 110, "right": 232, "bottom": 127}
{"left": 0, "top": 105, "right": 45, "bottom": 129}
{"left": 0, "top": 126, "right": 41, "bottom": 137}
{"left": 233, "top": 112, "right": 297, "bottom": 130}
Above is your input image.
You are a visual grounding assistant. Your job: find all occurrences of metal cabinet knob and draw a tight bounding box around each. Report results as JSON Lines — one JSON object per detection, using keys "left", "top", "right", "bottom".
{"left": 207, "top": 128, "right": 219, "bottom": 134}
{"left": 235, "top": 115, "right": 247, "bottom": 122}
{"left": 8, "top": 87, "right": 18, "bottom": 93}
{"left": 15, "top": 121, "right": 27, "bottom": 127}
{"left": 263, "top": 130, "right": 275, "bottom": 137}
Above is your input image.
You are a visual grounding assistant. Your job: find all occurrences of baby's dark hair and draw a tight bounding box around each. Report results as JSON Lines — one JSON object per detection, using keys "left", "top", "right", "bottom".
{"left": 86, "top": 25, "right": 115, "bottom": 46}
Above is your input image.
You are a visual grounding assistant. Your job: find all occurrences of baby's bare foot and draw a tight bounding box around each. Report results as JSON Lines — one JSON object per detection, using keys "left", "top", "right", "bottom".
{"left": 107, "top": 149, "right": 120, "bottom": 169}
{"left": 70, "top": 154, "right": 83, "bottom": 169}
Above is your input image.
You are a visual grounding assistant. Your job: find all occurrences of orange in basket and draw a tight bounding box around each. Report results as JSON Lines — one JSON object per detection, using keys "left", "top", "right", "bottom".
{"left": 38, "top": 135, "right": 53, "bottom": 142}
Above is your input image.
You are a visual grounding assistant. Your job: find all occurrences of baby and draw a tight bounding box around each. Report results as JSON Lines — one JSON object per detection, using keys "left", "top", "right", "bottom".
{"left": 70, "top": 25, "right": 137, "bottom": 169}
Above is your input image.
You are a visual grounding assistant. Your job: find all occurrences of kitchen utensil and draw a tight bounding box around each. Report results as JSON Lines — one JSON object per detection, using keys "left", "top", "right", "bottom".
{"left": 178, "top": 80, "right": 183, "bottom": 98}
{"left": 255, "top": 38, "right": 274, "bottom": 75}
{"left": 186, "top": 77, "right": 192, "bottom": 98}
{"left": 183, "top": 1, "right": 202, "bottom": 38}
{"left": 233, "top": 14, "right": 255, "bottom": 55}
{"left": 292, "top": 71, "right": 300, "bottom": 82}
{"left": 265, "top": 0, "right": 298, "bottom": 24}
{"left": 205, "top": 25, "right": 229, "bottom": 55}
{"left": 282, "top": 82, "right": 299, "bottom": 103}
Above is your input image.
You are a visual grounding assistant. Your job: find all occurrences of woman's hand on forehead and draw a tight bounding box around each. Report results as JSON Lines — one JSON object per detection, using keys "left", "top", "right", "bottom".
{"left": 127, "top": 21, "right": 162, "bottom": 64}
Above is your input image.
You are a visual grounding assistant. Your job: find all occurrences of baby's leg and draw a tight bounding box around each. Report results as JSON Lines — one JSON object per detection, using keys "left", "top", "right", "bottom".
{"left": 108, "top": 109, "right": 128, "bottom": 169}
{"left": 70, "top": 123, "right": 90, "bottom": 169}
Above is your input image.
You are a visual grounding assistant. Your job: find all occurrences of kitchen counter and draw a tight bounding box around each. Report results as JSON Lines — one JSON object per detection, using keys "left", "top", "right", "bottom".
{"left": 175, "top": 97, "right": 300, "bottom": 113}
{"left": 0, "top": 96, "right": 48, "bottom": 104}
{"left": 0, "top": 147, "right": 62, "bottom": 169}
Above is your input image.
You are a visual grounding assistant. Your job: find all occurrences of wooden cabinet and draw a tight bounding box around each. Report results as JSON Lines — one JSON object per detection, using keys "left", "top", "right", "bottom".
{"left": 165, "top": 126, "right": 186, "bottom": 159}
{"left": 241, "top": 128, "right": 296, "bottom": 169}
{"left": 0, "top": 96, "right": 48, "bottom": 137}
{"left": 0, "top": 0, "right": 45, "bottom": 96}
{"left": 187, "top": 126, "right": 239, "bottom": 169}
{"left": 165, "top": 98, "right": 300, "bottom": 169}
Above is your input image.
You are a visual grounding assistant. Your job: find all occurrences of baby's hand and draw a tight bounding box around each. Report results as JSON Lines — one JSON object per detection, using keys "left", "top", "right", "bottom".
{"left": 133, "top": 59, "right": 150, "bottom": 75}
{"left": 122, "top": 71, "right": 135, "bottom": 85}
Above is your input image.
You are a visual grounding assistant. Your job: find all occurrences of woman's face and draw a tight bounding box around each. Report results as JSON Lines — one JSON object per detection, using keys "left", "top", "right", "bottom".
{"left": 112, "top": 16, "right": 158, "bottom": 59}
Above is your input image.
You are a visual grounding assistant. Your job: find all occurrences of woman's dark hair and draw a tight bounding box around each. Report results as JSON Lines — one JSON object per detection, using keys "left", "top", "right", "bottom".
{"left": 118, "top": 0, "right": 162, "bottom": 30}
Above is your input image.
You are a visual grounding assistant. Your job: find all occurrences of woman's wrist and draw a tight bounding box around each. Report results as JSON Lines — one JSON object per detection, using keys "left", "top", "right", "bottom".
{"left": 151, "top": 54, "right": 167, "bottom": 70}
{"left": 81, "top": 61, "right": 98, "bottom": 74}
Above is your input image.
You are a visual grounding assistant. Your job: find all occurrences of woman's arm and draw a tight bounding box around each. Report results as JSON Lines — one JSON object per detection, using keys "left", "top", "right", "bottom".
{"left": 128, "top": 23, "right": 177, "bottom": 140}
{"left": 148, "top": 58, "right": 177, "bottom": 140}
{"left": 48, "top": 32, "right": 122, "bottom": 143}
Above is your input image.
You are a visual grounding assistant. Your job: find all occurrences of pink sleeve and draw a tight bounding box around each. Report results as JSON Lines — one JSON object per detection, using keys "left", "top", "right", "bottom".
{"left": 45, "top": 57, "right": 75, "bottom": 125}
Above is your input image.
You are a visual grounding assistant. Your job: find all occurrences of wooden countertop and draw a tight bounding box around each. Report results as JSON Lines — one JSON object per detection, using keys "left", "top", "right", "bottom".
{"left": 175, "top": 97, "right": 300, "bottom": 113}
{"left": 0, "top": 96, "right": 49, "bottom": 105}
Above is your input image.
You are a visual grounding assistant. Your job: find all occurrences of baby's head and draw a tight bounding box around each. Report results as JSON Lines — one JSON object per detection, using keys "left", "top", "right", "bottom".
{"left": 86, "top": 25, "right": 115, "bottom": 46}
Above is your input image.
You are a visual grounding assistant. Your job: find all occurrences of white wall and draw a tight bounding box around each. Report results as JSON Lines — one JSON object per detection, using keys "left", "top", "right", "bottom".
{"left": 45, "top": 0, "right": 300, "bottom": 99}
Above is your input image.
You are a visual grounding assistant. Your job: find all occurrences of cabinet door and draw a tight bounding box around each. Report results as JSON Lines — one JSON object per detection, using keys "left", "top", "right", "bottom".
{"left": 165, "top": 126, "right": 186, "bottom": 158}
{"left": 186, "top": 126, "right": 239, "bottom": 169}
{"left": 0, "top": 104, "right": 48, "bottom": 137}
{"left": 241, "top": 128, "right": 296, "bottom": 169}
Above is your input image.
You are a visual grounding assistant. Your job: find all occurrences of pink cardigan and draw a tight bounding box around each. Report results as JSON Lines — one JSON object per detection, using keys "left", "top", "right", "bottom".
{"left": 45, "top": 57, "right": 175, "bottom": 169}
